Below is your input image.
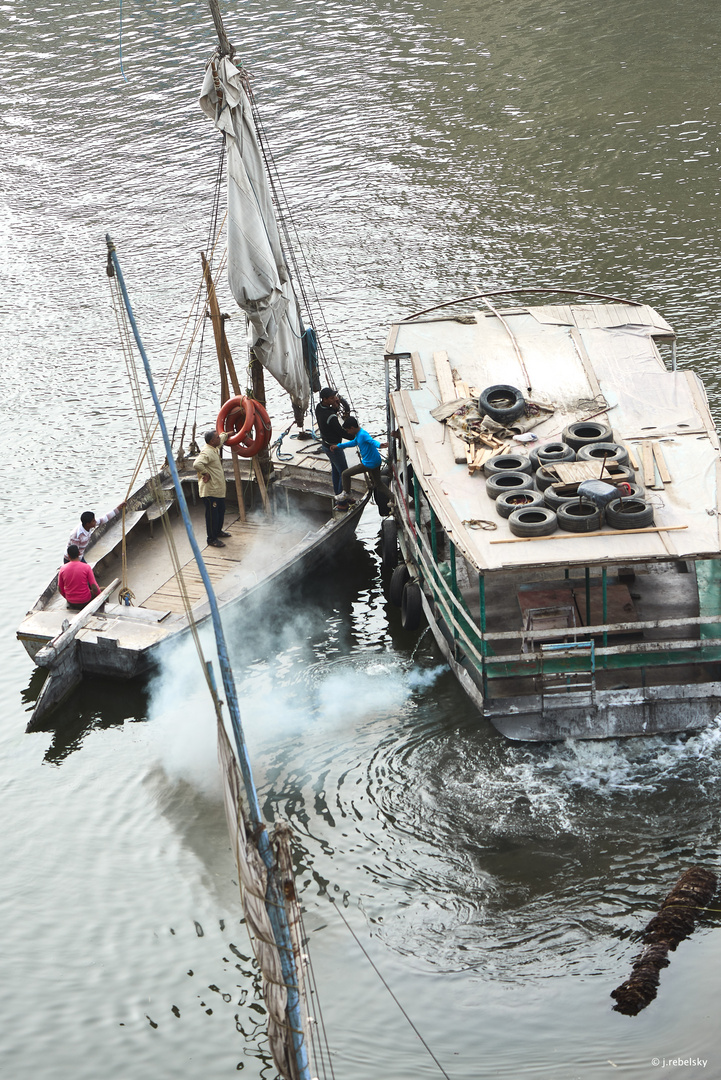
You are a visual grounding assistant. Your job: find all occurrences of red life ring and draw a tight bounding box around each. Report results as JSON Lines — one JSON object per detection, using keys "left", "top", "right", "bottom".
{"left": 233, "top": 403, "right": 273, "bottom": 458}
{"left": 252, "top": 401, "right": 273, "bottom": 450}
{"left": 216, "top": 395, "right": 255, "bottom": 445}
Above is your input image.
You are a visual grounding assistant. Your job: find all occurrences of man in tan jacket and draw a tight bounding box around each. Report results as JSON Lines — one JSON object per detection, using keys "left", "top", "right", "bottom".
{"left": 193, "top": 430, "right": 231, "bottom": 547}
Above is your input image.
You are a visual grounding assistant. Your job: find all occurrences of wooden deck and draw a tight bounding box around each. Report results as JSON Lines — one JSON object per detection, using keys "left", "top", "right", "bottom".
{"left": 140, "top": 515, "right": 318, "bottom": 615}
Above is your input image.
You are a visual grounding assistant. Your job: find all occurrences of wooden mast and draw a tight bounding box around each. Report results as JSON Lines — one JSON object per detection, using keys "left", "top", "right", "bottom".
{"left": 204, "top": 0, "right": 273, "bottom": 512}
{"left": 206, "top": 0, "right": 234, "bottom": 57}
{"left": 201, "top": 251, "right": 246, "bottom": 521}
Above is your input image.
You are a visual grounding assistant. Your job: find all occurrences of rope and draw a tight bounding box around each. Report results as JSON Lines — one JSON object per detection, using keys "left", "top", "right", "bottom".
{"left": 294, "top": 903, "right": 336, "bottom": 1080}
{"left": 107, "top": 267, "right": 215, "bottom": 697}
{"left": 118, "top": 0, "right": 128, "bottom": 83}
{"left": 329, "top": 899, "right": 453, "bottom": 1080}
{"left": 118, "top": 505, "right": 136, "bottom": 606}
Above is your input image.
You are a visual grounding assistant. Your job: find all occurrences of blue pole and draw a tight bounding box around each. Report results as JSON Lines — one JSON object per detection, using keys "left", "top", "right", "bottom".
{"left": 107, "top": 235, "right": 310, "bottom": 1080}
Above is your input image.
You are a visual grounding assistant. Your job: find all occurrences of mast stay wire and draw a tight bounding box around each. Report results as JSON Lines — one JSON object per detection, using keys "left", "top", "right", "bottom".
{"left": 118, "top": 222, "right": 229, "bottom": 494}
{"left": 107, "top": 268, "right": 216, "bottom": 692}
{"left": 329, "top": 897, "right": 453, "bottom": 1080}
{"left": 293, "top": 905, "right": 336, "bottom": 1080}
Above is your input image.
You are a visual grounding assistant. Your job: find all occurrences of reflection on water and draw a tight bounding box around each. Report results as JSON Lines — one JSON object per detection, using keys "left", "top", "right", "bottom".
{"left": 23, "top": 673, "right": 150, "bottom": 765}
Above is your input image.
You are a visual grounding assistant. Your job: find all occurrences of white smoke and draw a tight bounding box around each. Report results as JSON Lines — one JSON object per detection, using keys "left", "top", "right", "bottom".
{"left": 144, "top": 602, "right": 447, "bottom": 794}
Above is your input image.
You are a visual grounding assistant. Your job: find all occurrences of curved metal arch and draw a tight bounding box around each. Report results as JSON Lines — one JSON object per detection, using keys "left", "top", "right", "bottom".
{"left": 403, "top": 286, "right": 645, "bottom": 321}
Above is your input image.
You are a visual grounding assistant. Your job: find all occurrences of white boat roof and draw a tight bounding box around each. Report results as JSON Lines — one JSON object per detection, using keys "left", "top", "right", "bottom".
{"left": 387, "top": 300, "right": 721, "bottom": 573}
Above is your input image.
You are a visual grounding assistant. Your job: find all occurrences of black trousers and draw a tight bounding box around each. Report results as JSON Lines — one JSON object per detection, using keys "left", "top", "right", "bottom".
{"left": 204, "top": 496, "right": 226, "bottom": 542}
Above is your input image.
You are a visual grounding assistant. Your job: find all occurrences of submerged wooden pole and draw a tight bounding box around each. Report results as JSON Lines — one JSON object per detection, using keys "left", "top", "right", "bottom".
{"left": 611, "top": 867, "right": 717, "bottom": 1016}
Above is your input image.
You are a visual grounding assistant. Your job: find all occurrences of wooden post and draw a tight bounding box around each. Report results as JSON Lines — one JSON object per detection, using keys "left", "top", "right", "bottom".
{"left": 201, "top": 252, "right": 247, "bottom": 522}
{"left": 252, "top": 455, "right": 271, "bottom": 512}
{"left": 250, "top": 350, "right": 272, "bottom": 493}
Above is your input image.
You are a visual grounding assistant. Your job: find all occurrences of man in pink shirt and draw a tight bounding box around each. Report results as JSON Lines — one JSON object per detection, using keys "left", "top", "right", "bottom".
{"left": 58, "top": 545, "right": 100, "bottom": 610}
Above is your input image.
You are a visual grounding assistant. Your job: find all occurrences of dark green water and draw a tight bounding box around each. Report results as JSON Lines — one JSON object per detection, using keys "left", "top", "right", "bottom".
{"left": 3, "top": 1, "right": 721, "bottom": 1077}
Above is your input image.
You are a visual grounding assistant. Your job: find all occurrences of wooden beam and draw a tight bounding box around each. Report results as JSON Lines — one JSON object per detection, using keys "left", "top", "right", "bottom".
{"left": 35, "top": 579, "right": 122, "bottom": 667}
{"left": 433, "top": 350, "right": 467, "bottom": 463}
{"left": 641, "top": 440, "right": 656, "bottom": 488}
{"left": 399, "top": 389, "right": 419, "bottom": 424}
{"left": 652, "top": 442, "right": 672, "bottom": 484}
{"left": 410, "top": 351, "right": 426, "bottom": 387}
{"left": 490, "top": 525, "right": 688, "bottom": 544}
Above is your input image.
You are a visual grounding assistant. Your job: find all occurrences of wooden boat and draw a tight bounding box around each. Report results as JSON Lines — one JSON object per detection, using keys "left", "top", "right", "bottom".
{"left": 17, "top": 29, "right": 372, "bottom": 727}
{"left": 383, "top": 288, "right": 721, "bottom": 741}
{"left": 18, "top": 456, "right": 366, "bottom": 712}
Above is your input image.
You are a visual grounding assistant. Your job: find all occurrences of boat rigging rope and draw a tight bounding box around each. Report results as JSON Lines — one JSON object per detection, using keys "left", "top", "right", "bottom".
{"left": 292, "top": 902, "right": 336, "bottom": 1080}
{"left": 329, "top": 898, "right": 453, "bottom": 1080}
{"left": 117, "top": 0, "right": 128, "bottom": 83}
{"left": 106, "top": 267, "right": 214, "bottom": 696}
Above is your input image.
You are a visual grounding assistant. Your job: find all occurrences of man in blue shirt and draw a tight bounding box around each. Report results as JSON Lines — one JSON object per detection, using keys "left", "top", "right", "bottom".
{"left": 331, "top": 417, "right": 393, "bottom": 513}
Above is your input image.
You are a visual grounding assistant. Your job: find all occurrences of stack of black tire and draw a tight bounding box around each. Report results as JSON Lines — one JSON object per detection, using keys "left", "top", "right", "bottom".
{"left": 477, "top": 389, "right": 654, "bottom": 538}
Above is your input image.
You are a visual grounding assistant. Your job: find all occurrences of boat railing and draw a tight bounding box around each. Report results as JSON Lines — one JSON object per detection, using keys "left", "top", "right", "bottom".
{"left": 393, "top": 468, "right": 721, "bottom": 693}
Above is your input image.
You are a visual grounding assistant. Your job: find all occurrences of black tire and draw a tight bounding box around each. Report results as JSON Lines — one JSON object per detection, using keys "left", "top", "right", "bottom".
{"left": 535, "top": 466, "right": 560, "bottom": 492}
{"left": 483, "top": 453, "right": 533, "bottom": 477}
{"left": 478, "top": 384, "right": 525, "bottom": 424}
{"left": 508, "top": 507, "right": 558, "bottom": 537}
{"left": 544, "top": 486, "right": 581, "bottom": 511}
{"left": 401, "top": 580, "right": 424, "bottom": 630}
{"left": 602, "top": 464, "right": 635, "bottom": 485}
{"left": 562, "top": 420, "right": 613, "bottom": 451}
{"left": 495, "top": 490, "right": 545, "bottom": 519}
{"left": 375, "top": 489, "right": 391, "bottom": 517}
{"left": 605, "top": 498, "right": 655, "bottom": 529}
{"left": 485, "top": 471, "right": 534, "bottom": 500}
{"left": 380, "top": 516, "right": 398, "bottom": 569}
{"left": 556, "top": 500, "right": 603, "bottom": 533}
{"left": 389, "top": 564, "right": 410, "bottom": 606}
{"left": 529, "top": 442, "right": 576, "bottom": 470}
{"left": 577, "top": 442, "right": 630, "bottom": 467}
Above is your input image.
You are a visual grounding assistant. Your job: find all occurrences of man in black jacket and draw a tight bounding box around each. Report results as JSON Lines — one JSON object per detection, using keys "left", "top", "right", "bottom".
{"left": 315, "top": 387, "right": 350, "bottom": 495}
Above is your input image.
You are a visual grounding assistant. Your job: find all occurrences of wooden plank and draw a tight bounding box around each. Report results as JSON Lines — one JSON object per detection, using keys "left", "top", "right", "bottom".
{"left": 410, "top": 351, "right": 426, "bottom": 387}
{"left": 552, "top": 461, "right": 605, "bottom": 484}
{"left": 433, "top": 350, "right": 466, "bottom": 463}
{"left": 433, "top": 350, "right": 457, "bottom": 403}
{"left": 417, "top": 443, "right": 435, "bottom": 476}
{"left": 626, "top": 443, "right": 640, "bottom": 471}
{"left": 399, "top": 389, "right": 419, "bottom": 424}
{"left": 34, "top": 579, "right": 121, "bottom": 668}
{"left": 467, "top": 445, "right": 493, "bottom": 475}
{"left": 641, "top": 440, "right": 656, "bottom": 488}
{"left": 652, "top": 442, "right": 672, "bottom": 484}
{"left": 489, "top": 525, "right": 688, "bottom": 544}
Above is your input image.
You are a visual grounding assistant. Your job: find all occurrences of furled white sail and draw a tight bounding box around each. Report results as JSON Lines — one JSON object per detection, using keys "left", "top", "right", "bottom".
{"left": 200, "top": 57, "right": 309, "bottom": 413}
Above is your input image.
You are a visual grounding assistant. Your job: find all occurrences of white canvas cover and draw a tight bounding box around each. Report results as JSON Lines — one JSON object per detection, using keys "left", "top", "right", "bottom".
{"left": 390, "top": 303, "right": 721, "bottom": 573}
{"left": 199, "top": 57, "right": 309, "bottom": 413}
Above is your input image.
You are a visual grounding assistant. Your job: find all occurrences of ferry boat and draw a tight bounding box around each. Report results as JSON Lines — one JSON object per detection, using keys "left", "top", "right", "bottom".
{"left": 383, "top": 288, "right": 721, "bottom": 740}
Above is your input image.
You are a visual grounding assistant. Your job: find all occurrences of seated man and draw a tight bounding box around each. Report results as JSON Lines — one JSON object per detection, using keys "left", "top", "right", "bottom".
{"left": 58, "top": 545, "right": 101, "bottom": 610}
{"left": 66, "top": 502, "right": 126, "bottom": 562}
{"left": 331, "top": 417, "right": 393, "bottom": 513}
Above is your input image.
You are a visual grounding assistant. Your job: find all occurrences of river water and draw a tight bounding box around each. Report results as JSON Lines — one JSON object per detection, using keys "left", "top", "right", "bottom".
{"left": 3, "top": 1, "right": 721, "bottom": 1077}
